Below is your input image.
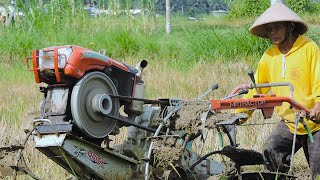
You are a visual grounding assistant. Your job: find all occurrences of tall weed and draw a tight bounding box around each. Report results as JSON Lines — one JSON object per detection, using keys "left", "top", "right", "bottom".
{"left": 227, "top": 0, "right": 318, "bottom": 18}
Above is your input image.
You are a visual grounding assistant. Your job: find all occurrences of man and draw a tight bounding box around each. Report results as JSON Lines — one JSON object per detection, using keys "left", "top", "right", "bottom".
{"left": 242, "top": 2, "right": 320, "bottom": 179}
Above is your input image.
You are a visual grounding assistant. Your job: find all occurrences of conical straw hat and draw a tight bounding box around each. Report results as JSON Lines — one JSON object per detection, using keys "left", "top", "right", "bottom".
{"left": 249, "top": 2, "right": 308, "bottom": 38}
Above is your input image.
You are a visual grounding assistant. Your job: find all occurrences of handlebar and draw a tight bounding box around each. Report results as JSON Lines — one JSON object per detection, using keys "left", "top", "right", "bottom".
{"left": 227, "top": 82, "right": 294, "bottom": 99}
{"left": 211, "top": 96, "right": 310, "bottom": 114}
{"left": 214, "top": 82, "right": 314, "bottom": 143}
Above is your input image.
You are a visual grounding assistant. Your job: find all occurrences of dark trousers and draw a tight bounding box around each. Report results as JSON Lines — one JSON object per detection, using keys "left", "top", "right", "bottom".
{"left": 263, "top": 120, "right": 320, "bottom": 180}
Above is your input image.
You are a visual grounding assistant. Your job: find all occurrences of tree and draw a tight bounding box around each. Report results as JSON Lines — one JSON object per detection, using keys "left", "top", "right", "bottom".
{"left": 166, "top": 0, "right": 170, "bottom": 34}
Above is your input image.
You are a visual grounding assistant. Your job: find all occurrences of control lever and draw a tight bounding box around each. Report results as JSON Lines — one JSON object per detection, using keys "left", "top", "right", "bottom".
{"left": 221, "top": 88, "right": 248, "bottom": 100}
{"left": 246, "top": 69, "right": 258, "bottom": 93}
{"left": 196, "top": 83, "right": 219, "bottom": 100}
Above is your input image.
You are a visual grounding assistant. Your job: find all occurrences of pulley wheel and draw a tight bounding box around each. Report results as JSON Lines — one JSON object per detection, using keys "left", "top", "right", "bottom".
{"left": 71, "top": 72, "right": 119, "bottom": 138}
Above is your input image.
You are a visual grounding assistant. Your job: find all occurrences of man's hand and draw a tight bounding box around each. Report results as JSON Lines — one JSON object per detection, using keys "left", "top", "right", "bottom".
{"left": 310, "top": 103, "right": 320, "bottom": 123}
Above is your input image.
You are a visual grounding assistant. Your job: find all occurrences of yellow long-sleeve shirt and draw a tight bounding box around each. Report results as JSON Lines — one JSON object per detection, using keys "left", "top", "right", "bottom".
{"left": 241, "top": 35, "right": 320, "bottom": 134}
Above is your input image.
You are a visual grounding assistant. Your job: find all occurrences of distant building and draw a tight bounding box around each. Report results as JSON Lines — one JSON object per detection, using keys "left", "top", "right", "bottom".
{"left": 155, "top": 0, "right": 228, "bottom": 16}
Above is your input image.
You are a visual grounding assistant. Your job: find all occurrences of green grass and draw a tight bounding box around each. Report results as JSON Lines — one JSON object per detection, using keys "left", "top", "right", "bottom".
{"left": 0, "top": 1, "right": 266, "bottom": 69}
{"left": 2, "top": 1, "right": 320, "bottom": 70}
{"left": 1, "top": 17, "right": 268, "bottom": 72}
{"left": 0, "top": 63, "right": 40, "bottom": 125}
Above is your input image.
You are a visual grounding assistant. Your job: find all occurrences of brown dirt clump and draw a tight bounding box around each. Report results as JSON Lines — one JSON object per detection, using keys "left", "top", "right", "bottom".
{"left": 152, "top": 136, "right": 184, "bottom": 169}
{"left": 0, "top": 126, "right": 25, "bottom": 177}
{"left": 174, "top": 100, "right": 210, "bottom": 136}
{"left": 205, "top": 112, "right": 235, "bottom": 128}
{"left": 0, "top": 145, "right": 24, "bottom": 177}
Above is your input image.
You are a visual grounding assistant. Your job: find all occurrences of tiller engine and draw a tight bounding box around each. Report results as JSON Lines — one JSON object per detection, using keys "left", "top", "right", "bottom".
{"left": 20, "top": 45, "right": 226, "bottom": 180}
{"left": 0, "top": 45, "right": 313, "bottom": 180}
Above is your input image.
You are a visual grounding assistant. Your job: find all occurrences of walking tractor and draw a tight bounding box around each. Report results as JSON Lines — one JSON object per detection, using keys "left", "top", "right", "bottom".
{"left": 0, "top": 45, "right": 314, "bottom": 179}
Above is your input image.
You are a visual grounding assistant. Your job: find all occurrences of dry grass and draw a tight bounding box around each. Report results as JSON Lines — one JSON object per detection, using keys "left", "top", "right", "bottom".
{"left": 0, "top": 63, "right": 71, "bottom": 180}
{"left": 0, "top": 60, "right": 309, "bottom": 179}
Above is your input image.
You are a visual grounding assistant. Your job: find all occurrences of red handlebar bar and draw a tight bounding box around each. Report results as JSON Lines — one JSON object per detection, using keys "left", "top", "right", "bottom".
{"left": 211, "top": 96, "right": 310, "bottom": 115}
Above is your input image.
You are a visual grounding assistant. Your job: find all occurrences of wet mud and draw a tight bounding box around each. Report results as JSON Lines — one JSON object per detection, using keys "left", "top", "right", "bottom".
{"left": 175, "top": 100, "right": 211, "bottom": 136}
{"left": 152, "top": 136, "right": 184, "bottom": 169}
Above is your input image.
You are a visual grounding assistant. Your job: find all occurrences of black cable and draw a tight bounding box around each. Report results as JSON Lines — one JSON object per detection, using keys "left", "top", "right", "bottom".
{"left": 188, "top": 150, "right": 221, "bottom": 170}
{"left": 237, "top": 122, "right": 279, "bottom": 126}
{"left": 108, "top": 94, "right": 160, "bottom": 104}
{"left": 237, "top": 120, "right": 296, "bottom": 127}
{"left": 21, "top": 157, "right": 41, "bottom": 180}
{"left": 13, "top": 128, "right": 41, "bottom": 180}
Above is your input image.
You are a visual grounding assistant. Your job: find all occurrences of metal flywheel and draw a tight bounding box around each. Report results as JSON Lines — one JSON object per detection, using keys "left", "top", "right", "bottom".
{"left": 71, "top": 72, "right": 119, "bottom": 139}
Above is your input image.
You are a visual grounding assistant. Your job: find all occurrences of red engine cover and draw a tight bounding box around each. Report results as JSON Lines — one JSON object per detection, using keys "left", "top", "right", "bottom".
{"left": 28, "top": 45, "right": 132, "bottom": 83}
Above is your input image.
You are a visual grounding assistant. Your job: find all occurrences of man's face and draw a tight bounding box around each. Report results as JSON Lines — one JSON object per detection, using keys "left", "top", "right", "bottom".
{"left": 265, "top": 22, "right": 289, "bottom": 45}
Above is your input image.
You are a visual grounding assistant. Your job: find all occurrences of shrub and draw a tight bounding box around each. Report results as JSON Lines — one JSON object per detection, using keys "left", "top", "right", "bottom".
{"left": 286, "top": 0, "right": 315, "bottom": 14}
{"left": 227, "top": 0, "right": 316, "bottom": 18}
{"left": 227, "top": 0, "right": 269, "bottom": 18}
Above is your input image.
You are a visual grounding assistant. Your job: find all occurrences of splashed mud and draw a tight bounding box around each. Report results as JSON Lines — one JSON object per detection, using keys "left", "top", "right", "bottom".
{"left": 152, "top": 136, "right": 184, "bottom": 169}
{"left": 206, "top": 112, "right": 235, "bottom": 128}
{"left": 0, "top": 145, "right": 24, "bottom": 177}
{"left": 175, "top": 100, "right": 210, "bottom": 136}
